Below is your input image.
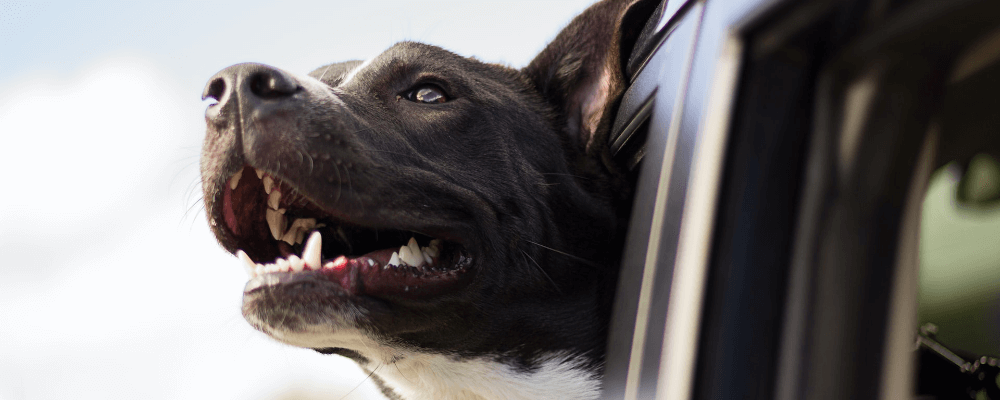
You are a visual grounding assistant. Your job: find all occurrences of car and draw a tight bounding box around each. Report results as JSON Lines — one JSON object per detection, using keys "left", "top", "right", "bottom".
{"left": 602, "top": 0, "right": 1000, "bottom": 398}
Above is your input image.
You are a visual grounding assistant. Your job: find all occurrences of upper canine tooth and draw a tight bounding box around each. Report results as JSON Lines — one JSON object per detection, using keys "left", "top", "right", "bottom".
{"left": 266, "top": 208, "right": 286, "bottom": 240}
{"left": 255, "top": 168, "right": 264, "bottom": 179}
{"left": 302, "top": 231, "right": 322, "bottom": 268}
{"left": 399, "top": 245, "right": 422, "bottom": 266}
{"left": 229, "top": 169, "right": 244, "bottom": 190}
{"left": 268, "top": 190, "right": 281, "bottom": 209}
{"left": 237, "top": 250, "right": 255, "bottom": 278}
{"left": 263, "top": 176, "right": 274, "bottom": 194}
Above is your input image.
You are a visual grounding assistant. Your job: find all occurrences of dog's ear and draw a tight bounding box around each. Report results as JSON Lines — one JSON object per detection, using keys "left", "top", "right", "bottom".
{"left": 524, "top": 0, "right": 658, "bottom": 158}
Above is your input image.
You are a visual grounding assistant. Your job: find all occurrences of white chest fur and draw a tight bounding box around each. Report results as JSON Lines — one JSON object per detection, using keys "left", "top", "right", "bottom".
{"left": 260, "top": 321, "right": 601, "bottom": 399}
{"left": 372, "top": 353, "right": 601, "bottom": 400}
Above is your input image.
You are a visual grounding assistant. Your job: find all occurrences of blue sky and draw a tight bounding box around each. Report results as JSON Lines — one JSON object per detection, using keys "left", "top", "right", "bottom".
{"left": 0, "top": 1, "right": 594, "bottom": 399}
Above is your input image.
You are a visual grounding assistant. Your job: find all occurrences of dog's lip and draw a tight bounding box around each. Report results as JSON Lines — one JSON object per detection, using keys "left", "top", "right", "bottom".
{"left": 214, "top": 165, "right": 479, "bottom": 300}
{"left": 242, "top": 246, "right": 475, "bottom": 299}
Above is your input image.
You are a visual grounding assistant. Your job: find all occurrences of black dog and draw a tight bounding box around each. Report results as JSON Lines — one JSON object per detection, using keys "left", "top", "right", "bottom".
{"left": 200, "top": 0, "right": 651, "bottom": 398}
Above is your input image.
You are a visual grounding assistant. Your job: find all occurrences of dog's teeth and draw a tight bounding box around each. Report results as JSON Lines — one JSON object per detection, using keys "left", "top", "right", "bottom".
{"left": 323, "top": 261, "right": 335, "bottom": 269}
{"left": 255, "top": 264, "right": 265, "bottom": 277}
{"left": 399, "top": 245, "right": 423, "bottom": 266}
{"left": 407, "top": 237, "right": 421, "bottom": 259}
{"left": 268, "top": 190, "right": 281, "bottom": 209}
{"left": 263, "top": 176, "right": 274, "bottom": 194}
{"left": 264, "top": 263, "right": 277, "bottom": 273}
{"left": 280, "top": 229, "right": 298, "bottom": 245}
{"left": 398, "top": 245, "right": 411, "bottom": 265}
{"left": 255, "top": 168, "right": 264, "bottom": 179}
{"left": 388, "top": 252, "right": 401, "bottom": 267}
{"left": 237, "top": 250, "right": 255, "bottom": 278}
{"left": 422, "top": 249, "right": 433, "bottom": 265}
{"left": 425, "top": 245, "right": 439, "bottom": 258}
{"left": 288, "top": 255, "right": 305, "bottom": 272}
{"left": 281, "top": 218, "right": 317, "bottom": 245}
{"left": 266, "top": 209, "right": 286, "bottom": 240}
{"left": 229, "top": 169, "right": 244, "bottom": 190}
{"left": 277, "top": 258, "right": 290, "bottom": 272}
{"left": 429, "top": 239, "right": 442, "bottom": 250}
{"left": 302, "top": 231, "right": 322, "bottom": 268}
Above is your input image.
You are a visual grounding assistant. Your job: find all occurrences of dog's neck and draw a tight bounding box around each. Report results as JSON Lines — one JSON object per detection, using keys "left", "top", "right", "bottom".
{"left": 369, "top": 352, "right": 601, "bottom": 400}
{"left": 270, "top": 328, "right": 602, "bottom": 400}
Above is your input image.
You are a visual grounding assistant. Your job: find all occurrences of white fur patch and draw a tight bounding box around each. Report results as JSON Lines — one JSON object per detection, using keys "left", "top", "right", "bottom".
{"left": 263, "top": 324, "right": 600, "bottom": 400}
{"left": 374, "top": 352, "right": 601, "bottom": 400}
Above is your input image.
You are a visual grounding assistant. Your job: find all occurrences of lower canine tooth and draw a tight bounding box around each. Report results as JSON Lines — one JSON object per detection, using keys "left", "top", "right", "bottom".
{"left": 388, "top": 252, "right": 400, "bottom": 267}
{"left": 302, "top": 231, "right": 322, "bottom": 268}
{"left": 237, "top": 250, "right": 255, "bottom": 277}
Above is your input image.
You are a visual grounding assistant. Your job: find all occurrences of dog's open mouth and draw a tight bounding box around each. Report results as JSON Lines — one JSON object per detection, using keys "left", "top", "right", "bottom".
{"left": 219, "top": 165, "right": 473, "bottom": 300}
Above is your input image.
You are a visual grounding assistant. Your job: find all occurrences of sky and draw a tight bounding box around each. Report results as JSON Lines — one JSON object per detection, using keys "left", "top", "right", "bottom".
{"left": 0, "top": 1, "right": 595, "bottom": 399}
{"left": 3, "top": 1, "right": 1000, "bottom": 399}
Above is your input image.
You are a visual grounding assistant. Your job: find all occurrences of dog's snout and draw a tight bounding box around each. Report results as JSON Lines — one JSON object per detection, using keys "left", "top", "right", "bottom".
{"left": 202, "top": 63, "right": 300, "bottom": 128}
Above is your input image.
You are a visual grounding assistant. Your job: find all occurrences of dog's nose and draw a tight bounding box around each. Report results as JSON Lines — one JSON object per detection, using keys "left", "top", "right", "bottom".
{"left": 202, "top": 63, "right": 299, "bottom": 127}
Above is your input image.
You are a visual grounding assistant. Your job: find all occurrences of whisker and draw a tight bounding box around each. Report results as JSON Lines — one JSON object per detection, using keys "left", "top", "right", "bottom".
{"left": 364, "top": 149, "right": 418, "bottom": 158}
{"left": 524, "top": 240, "right": 602, "bottom": 269}
{"left": 540, "top": 172, "right": 592, "bottom": 180}
{"left": 338, "top": 363, "right": 383, "bottom": 400}
{"left": 520, "top": 249, "right": 562, "bottom": 295}
{"left": 317, "top": 65, "right": 333, "bottom": 82}
{"left": 393, "top": 356, "right": 414, "bottom": 384}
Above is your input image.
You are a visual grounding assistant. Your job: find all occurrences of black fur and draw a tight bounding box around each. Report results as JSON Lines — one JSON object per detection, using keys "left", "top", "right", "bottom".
{"left": 200, "top": 0, "right": 654, "bottom": 396}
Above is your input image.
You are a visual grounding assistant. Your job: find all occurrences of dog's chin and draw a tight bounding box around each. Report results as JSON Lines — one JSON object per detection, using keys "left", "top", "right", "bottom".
{"left": 209, "top": 163, "right": 480, "bottom": 344}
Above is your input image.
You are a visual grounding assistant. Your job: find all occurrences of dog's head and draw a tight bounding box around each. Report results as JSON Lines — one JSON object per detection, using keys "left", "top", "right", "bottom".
{"left": 200, "top": 0, "right": 653, "bottom": 390}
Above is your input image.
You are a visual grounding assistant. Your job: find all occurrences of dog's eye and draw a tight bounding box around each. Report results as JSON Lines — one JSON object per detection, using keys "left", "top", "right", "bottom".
{"left": 405, "top": 84, "right": 449, "bottom": 104}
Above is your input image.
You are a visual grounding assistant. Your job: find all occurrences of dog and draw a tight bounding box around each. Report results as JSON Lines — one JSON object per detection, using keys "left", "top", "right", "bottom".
{"left": 199, "top": 0, "right": 653, "bottom": 398}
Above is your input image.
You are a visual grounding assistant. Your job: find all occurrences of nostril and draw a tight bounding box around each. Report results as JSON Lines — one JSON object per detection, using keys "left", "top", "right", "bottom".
{"left": 203, "top": 77, "right": 227, "bottom": 103}
{"left": 248, "top": 70, "right": 299, "bottom": 99}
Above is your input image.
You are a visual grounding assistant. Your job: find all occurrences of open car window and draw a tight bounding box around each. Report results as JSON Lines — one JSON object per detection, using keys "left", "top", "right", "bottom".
{"left": 603, "top": 0, "right": 1000, "bottom": 399}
